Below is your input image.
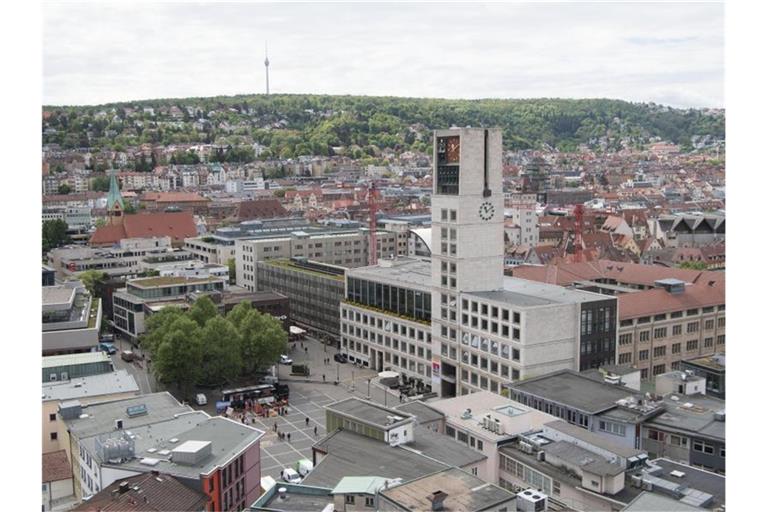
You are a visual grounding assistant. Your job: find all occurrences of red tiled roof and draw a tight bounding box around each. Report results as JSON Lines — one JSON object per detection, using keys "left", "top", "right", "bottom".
{"left": 236, "top": 199, "right": 287, "bottom": 220}
{"left": 511, "top": 259, "right": 724, "bottom": 288}
{"left": 43, "top": 450, "right": 72, "bottom": 482}
{"left": 90, "top": 212, "right": 197, "bottom": 246}
{"left": 618, "top": 281, "right": 724, "bottom": 319}
{"left": 141, "top": 192, "right": 209, "bottom": 203}
{"left": 72, "top": 472, "right": 208, "bottom": 512}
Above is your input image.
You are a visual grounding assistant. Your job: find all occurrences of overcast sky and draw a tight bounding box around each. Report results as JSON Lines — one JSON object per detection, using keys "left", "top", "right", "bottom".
{"left": 43, "top": 1, "right": 724, "bottom": 108}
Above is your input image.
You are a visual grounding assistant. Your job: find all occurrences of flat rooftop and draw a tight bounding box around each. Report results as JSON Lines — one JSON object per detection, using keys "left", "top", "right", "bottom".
{"left": 64, "top": 392, "right": 193, "bottom": 439}
{"left": 466, "top": 276, "right": 611, "bottom": 308}
{"left": 684, "top": 353, "right": 725, "bottom": 372}
{"left": 347, "top": 258, "right": 432, "bottom": 290}
{"left": 544, "top": 420, "right": 644, "bottom": 459}
{"left": 43, "top": 351, "right": 111, "bottom": 369}
{"left": 42, "top": 286, "right": 76, "bottom": 311}
{"left": 393, "top": 401, "right": 445, "bottom": 425}
{"left": 250, "top": 483, "right": 333, "bottom": 512}
{"left": 110, "top": 416, "right": 264, "bottom": 479}
{"left": 646, "top": 394, "right": 725, "bottom": 441}
{"left": 542, "top": 440, "right": 624, "bottom": 477}
{"left": 304, "top": 429, "right": 448, "bottom": 489}
{"left": 649, "top": 458, "right": 725, "bottom": 508}
{"left": 325, "top": 397, "right": 415, "bottom": 430}
{"left": 43, "top": 370, "right": 139, "bottom": 402}
{"left": 128, "top": 275, "right": 223, "bottom": 288}
{"left": 509, "top": 370, "right": 640, "bottom": 415}
{"left": 380, "top": 467, "right": 515, "bottom": 512}
{"left": 623, "top": 492, "right": 704, "bottom": 512}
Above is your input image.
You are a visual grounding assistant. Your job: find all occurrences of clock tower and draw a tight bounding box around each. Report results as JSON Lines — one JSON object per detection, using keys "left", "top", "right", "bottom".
{"left": 430, "top": 128, "right": 504, "bottom": 397}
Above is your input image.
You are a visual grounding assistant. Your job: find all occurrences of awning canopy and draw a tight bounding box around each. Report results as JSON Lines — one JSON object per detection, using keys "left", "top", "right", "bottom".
{"left": 289, "top": 326, "right": 306, "bottom": 335}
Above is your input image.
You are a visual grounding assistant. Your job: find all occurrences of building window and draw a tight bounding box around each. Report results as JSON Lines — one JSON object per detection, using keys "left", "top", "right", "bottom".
{"left": 599, "top": 420, "right": 626, "bottom": 436}
{"left": 654, "top": 328, "right": 667, "bottom": 339}
{"left": 345, "top": 495, "right": 355, "bottom": 505}
{"left": 618, "top": 353, "right": 632, "bottom": 364}
{"left": 653, "top": 346, "right": 666, "bottom": 358}
{"left": 471, "top": 467, "right": 478, "bottom": 476}
{"left": 672, "top": 325, "right": 682, "bottom": 336}
{"left": 639, "top": 331, "right": 650, "bottom": 342}
{"left": 693, "top": 440, "right": 715, "bottom": 455}
{"left": 672, "top": 343, "right": 681, "bottom": 354}
{"left": 49, "top": 413, "right": 56, "bottom": 422}
{"left": 704, "top": 337, "right": 714, "bottom": 348}
{"left": 687, "top": 322, "right": 699, "bottom": 333}
{"left": 365, "top": 497, "right": 375, "bottom": 507}
{"left": 686, "top": 340, "right": 699, "bottom": 351}
{"left": 619, "top": 334, "right": 633, "bottom": 345}
{"left": 717, "top": 334, "right": 725, "bottom": 345}
{"left": 50, "top": 432, "right": 57, "bottom": 441}
{"left": 639, "top": 350, "right": 649, "bottom": 361}
{"left": 652, "top": 364, "right": 666, "bottom": 376}
{"left": 641, "top": 368, "right": 649, "bottom": 379}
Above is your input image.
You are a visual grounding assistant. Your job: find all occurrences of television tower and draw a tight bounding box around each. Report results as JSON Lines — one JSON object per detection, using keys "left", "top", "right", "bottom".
{"left": 264, "top": 42, "right": 270, "bottom": 95}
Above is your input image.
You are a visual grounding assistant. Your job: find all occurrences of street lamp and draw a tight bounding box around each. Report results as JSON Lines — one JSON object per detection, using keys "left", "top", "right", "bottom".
{"left": 336, "top": 363, "right": 340, "bottom": 383}
{"left": 367, "top": 378, "right": 371, "bottom": 400}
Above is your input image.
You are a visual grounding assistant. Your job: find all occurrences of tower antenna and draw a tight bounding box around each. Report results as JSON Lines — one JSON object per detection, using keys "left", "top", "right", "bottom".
{"left": 264, "top": 41, "right": 270, "bottom": 95}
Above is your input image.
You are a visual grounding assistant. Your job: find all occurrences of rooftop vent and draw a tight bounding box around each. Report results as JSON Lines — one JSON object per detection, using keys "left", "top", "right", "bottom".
{"left": 427, "top": 490, "right": 448, "bottom": 511}
{"left": 670, "top": 470, "right": 686, "bottom": 478}
{"left": 461, "top": 408, "right": 472, "bottom": 420}
{"left": 171, "top": 440, "right": 212, "bottom": 466}
{"left": 118, "top": 481, "right": 131, "bottom": 494}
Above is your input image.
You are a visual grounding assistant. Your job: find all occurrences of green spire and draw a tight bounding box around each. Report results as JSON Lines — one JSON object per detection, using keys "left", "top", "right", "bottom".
{"left": 107, "top": 169, "right": 124, "bottom": 211}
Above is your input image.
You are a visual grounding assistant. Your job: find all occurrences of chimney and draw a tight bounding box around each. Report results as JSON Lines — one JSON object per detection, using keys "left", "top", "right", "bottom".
{"left": 118, "top": 481, "right": 130, "bottom": 494}
{"left": 428, "top": 490, "right": 448, "bottom": 511}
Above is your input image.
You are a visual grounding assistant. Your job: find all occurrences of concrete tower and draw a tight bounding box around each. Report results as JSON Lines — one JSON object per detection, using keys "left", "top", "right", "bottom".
{"left": 264, "top": 42, "right": 270, "bottom": 95}
{"left": 430, "top": 128, "right": 505, "bottom": 397}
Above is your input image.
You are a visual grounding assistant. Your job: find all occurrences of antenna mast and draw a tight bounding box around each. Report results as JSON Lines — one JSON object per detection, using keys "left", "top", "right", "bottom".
{"left": 264, "top": 42, "right": 270, "bottom": 95}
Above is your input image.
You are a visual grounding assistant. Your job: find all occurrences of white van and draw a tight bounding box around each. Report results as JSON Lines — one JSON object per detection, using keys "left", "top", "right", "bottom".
{"left": 281, "top": 468, "right": 301, "bottom": 484}
{"left": 295, "top": 459, "right": 314, "bottom": 477}
{"left": 195, "top": 393, "right": 207, "bottom": 406}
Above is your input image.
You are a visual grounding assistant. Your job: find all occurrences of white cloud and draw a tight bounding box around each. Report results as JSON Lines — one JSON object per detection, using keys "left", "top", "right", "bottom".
{"left": 43, "top": 1, "right": 724, "bottom": 108}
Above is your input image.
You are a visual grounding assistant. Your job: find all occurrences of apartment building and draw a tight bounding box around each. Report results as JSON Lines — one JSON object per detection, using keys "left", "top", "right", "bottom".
{"left": 62, "top": 392, "right": 264, "bottom": 511}
{"left": 257, "top": 258, "right": 346, "bottom": 338}
{"left": 43, "top": 281, "right": 102, "bottom": 356}
{"left": 504, "top": 192, "right": 539, "bottom": 247}
{"left": 112, "top": 275, "right": 225, "bottom": 342}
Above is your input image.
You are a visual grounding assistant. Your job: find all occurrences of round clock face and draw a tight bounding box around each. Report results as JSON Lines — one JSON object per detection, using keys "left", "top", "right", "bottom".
{"left": 478, "top": 201, "right": 495, "bottom": 221}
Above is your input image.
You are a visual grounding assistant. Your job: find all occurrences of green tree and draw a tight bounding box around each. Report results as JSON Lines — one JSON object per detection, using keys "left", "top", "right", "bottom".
{"left": 199, "top": 316, "right": 242, "bottom": 386}
{"left": 188, "top": 295, "right": 219, "bottom": 328}
{"left": 141, "top": 306, "right": 186, "bottom": 356}
{"left": 78, "top": 270, "right": 108, "bottom": 298}
{"left": 57, "top": 183, "right": 72, "bottom": 195}
{"left": 238, "top": 309, "right": 288, "bottom": 375}
{"left": 42, "top": 219, "right": 70, "bottom": 253}
{"left": 225, "top": 301, "right": 253, "bottom": 332}
{"left": 90, "top": 175, "right": 110, "bottom": 192}
{"left": 123, "top": 203, "right": 137, "bottom": 214}
{"left": 153, "top": 316, "right": 203, "bottom": 398}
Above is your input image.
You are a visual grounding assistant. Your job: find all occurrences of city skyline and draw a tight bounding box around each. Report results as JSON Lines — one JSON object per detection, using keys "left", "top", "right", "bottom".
{"left": 43, "top": 2, "right": 723, "bottom": 108}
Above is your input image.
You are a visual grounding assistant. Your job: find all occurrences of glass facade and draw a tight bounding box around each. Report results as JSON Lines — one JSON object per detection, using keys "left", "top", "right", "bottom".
{"left": 346, "top": 277, "right": 431, "bottom": 322}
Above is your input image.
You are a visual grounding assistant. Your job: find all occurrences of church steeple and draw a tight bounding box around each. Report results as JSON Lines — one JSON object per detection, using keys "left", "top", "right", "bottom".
{"left": 106, "top": 169, "right": 124, "bottom": 224}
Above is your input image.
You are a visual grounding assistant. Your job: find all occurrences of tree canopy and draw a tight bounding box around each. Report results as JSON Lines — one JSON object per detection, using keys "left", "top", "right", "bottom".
{"left": 141, "top": 298, "right": 287, "bottom": 397}
{"left": 42, "top": 219, "right": 70, "bottom": 253}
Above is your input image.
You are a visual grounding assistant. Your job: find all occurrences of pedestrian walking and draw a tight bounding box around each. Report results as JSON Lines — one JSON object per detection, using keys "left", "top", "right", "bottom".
{"left": 314, "top": 425, "right": 318, "bottom": 436}
{"left": 305, "top": 417, "right": 309, "bottom": 427}
{"left": 322, "top": 374, "right": 326, "bottom": 382}
{"left": 287, "top": 432, "right": 291, "bottom": 442}
{"left": 274, "top": 422, "right": 277, "bottom": 432}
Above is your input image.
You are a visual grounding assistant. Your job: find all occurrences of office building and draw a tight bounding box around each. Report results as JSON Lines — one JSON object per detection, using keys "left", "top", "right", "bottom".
{"left": 681, "top": 353, "right": 725, "bottom": 399}
{"left": 257, "top": 258, "right": 346, "bottom": 338}
{"left": 43, "top": 281, "right": 102, "bottom": 356}
{"left": 112, "top": 275, "right": 225, "bottom": 343}
{"left": 62, "top": 392, "right": 264, "bottom": 510}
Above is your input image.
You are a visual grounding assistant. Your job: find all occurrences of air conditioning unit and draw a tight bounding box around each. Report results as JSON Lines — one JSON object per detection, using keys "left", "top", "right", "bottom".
{"left": 520, "top": 442, "right": 534, "bottom": 454}
{"left": 537, "top": 451, "right": 546, "bottom": 462}
{"left": 630, "top": 475, "right": 643, "bottom": 488}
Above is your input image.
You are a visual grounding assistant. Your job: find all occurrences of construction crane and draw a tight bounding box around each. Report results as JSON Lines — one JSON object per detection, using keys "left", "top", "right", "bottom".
{"left": 367, "top": 182, "right": 380, "bottom": 266}
{"left": 572, "top": 203, "right": 585, "bottom": 263}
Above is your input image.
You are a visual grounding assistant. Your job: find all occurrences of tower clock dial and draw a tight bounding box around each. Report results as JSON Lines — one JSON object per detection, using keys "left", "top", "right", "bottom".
{"left": 478, "top": 201, "right": 495, "bottom": 221}
{"left": 445, "top": 136, "right": 460, "bottom": 163}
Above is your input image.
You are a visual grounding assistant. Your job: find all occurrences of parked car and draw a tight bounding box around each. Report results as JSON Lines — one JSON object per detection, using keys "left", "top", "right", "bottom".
{"left": 99, "top": 342, "right": 117, "bottom": 355}
{"left": 295, "top": 459, "right": 314, "bottom": 477}
{"left": 195, "top": 393, "right": 207, "bottom": 406}
{"left": 281, "top": 468, "right": 301, "bottom": 484}
{"left": 279, "top": 355, "right": 293, "bottom": 365}
{"left": 121, "top": 350, "right": 135, "bottom": 362}
{"left": 334, "top": 353, "right": 348, "bottom": 363}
